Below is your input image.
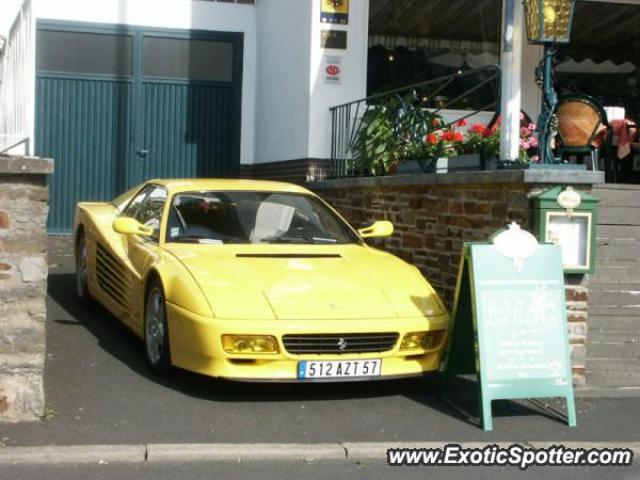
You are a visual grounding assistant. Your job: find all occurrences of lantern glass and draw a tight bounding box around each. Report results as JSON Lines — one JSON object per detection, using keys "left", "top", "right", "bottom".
{"left": 524, "top": 0, "right": 575, "bottom": 44}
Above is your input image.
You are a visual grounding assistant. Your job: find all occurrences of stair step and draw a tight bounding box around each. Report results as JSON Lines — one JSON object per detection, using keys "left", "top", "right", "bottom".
{"left": 588, "top": 330, "right": 640, "bottom": 341}
{"left": 586, "top": 370, "right": 640, "bottom": 388}
{"left": 588, "top": 341, "right": 640, "bottom": 359}
{"left": 590, "top": 305, "right": 640, "bottom": 317}
{"left": 588, "top": 289, "right": 640, "bottom": 306}
{"left": 596, "top": 238, "right": 640, "bottom": 248}
{"left": 590, "top": 268, "right": 640, "bottom": 283}
{"left": 587, "top": 358, "right": 640, "bottom": 373}
{"left": 595, "top": 244, "right": 640, "bottom": 261}
{"left": 597, "top": 225, "right": 640, "bottom": 240}
{"left": 592, "top": 187, "right": 640, "bottom": 207}
{"left": 598, "top": 206, "right": 640, "bottom": 225}
{"left": 588, "top": 317, "right": 640, "bottom": 331}
{"left": 588, "top": 283, "right": 640, "bottom": 292}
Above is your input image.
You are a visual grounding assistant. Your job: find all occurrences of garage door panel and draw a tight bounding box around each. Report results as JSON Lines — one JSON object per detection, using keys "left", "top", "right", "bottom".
{"left": 140, "top": 82, "right": 236, "bottom": 180}
{"left": 37, "top": 77, "right": 131, "bottom": 233}
{"left": 36, "top": 23, "right": 242, "bottom": 233}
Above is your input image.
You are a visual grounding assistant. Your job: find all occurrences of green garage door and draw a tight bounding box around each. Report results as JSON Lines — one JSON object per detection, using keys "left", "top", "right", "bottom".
{"left": 36, "top": 22, "right": 243, "bottom": 233}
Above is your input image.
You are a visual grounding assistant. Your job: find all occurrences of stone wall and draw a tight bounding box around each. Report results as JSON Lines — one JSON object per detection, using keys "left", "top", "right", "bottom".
{"left": 0, "top": 155, "right": 53, "bottom": 422}
{"left": 311, "top": 169, "right": 603, "bottom": 388}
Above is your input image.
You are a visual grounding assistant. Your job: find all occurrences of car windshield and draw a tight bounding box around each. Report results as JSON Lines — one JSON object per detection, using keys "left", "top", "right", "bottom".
{"left": 166, "top": 191, "right": 361, "bottom": 245}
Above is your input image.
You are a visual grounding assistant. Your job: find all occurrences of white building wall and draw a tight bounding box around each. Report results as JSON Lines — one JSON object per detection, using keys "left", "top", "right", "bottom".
{"left": 32, "top": 0, "right": 257, "bottom": 164}
{"left": 253, "top": 0, "right": 369, "bottom": 163}
{"left": 307, "top": 0, "right": 369, "bottom": 159}
{"left": 253, "top": 0, "right": 311, "bottom": 163}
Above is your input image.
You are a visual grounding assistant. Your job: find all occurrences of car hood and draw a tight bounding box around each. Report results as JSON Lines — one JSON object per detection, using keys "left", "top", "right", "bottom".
{"left": 163, "top": 244, "right": 445, "bottom": 320}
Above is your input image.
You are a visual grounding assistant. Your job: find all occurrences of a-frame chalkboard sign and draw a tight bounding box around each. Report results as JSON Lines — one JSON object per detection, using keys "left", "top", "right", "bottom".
{"left": 442, "top": 225, "right": 577, "bottom": 431}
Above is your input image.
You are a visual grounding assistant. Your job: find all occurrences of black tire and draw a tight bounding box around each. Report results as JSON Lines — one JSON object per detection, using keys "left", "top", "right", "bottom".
{"left": 75, "top": 233, "right": 93, "bottom": 305}
{"left": 144, "top": 279, "right": 173, "bottom": 375}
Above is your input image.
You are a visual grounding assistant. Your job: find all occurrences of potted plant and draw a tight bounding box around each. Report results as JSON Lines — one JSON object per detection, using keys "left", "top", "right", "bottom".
{"left": 350, "top": 91, "right": 441, "bottom": 176}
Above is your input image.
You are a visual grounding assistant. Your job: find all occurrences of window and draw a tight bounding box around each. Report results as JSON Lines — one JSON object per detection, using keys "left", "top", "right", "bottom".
{"left": 37, "top": 30, "right": 132, "bottom": 76}
{"left": 122, "top": 187, "right": 150, "bottom": 219}
{"left": 135, "top": 187, "right": 168, "bottom": 240}
{"left": 166, "top": 191, "right": 360, "bottom": 245}
{"left": 142, "top": 37, "right": 234, "bottom": 82}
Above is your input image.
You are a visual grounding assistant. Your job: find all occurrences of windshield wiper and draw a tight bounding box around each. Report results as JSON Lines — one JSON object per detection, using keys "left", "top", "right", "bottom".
{"left": 261, "top": 235, "right": 338, "bottom": 244}
{"left": 172, "top": 235, "right": 207, "bottom": 243}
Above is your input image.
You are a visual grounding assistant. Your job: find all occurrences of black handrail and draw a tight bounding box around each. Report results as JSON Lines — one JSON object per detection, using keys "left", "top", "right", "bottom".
{"left": 329, "top": 65, "right": 502, "bottom": 178}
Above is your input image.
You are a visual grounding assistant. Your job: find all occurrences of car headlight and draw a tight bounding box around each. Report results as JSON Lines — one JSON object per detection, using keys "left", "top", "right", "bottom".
{"left": 400, "top": 330, "right": 445, "bottom": 351}
{"left": 222, "top": 335, "right": 279, "bottom": 354}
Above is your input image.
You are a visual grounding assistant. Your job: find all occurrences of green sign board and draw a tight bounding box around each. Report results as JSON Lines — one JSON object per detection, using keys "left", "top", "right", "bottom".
{"left": 443, "top": 241, "right": 577, "bottom": 431}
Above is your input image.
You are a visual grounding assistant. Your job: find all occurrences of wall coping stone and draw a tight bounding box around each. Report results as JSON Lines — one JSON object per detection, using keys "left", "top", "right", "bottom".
{"left": 310, "top": 170, "right": 605, "bottom": 190}
{"left": 0, "top": 155, "right": 54, "bottom": 175}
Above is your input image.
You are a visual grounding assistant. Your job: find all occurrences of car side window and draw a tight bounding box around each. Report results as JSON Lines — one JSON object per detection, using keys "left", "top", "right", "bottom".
{"left": 122, "top": 187, "right": 151, "bottom": 219}
{"left": 135, "top": 186, "right": 167, "bottom": 241}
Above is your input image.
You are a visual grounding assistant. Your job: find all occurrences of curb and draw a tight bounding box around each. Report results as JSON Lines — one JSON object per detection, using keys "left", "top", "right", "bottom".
{"left": 0, "top": 445, "right": 146, "bottom": 465}
{"left": 146, "top": 443, "right": 346, "bottom": 462}
{"left": 0, "top": 441, "right": 638, "bottom": 465}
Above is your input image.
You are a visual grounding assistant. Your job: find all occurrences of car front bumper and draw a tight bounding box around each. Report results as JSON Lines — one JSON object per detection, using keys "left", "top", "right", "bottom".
{"left": 166, "top": 302, "right": 450, "bottom": 381}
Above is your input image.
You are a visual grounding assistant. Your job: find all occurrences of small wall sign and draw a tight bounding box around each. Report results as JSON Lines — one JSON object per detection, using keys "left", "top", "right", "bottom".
{"left": 321, "top": 0, "right": 349, "bottom": 25}
{"left": 533, "top": 186, "right": 599, "bottom": 274}
{"left": 557, "top": 186, "right": 582, "bottom": 211}
{"left": 321, "top": 29, "right": 347, "bottom": 49}
{"left": 324, "top": 56, "right": 342, "bottom": 84}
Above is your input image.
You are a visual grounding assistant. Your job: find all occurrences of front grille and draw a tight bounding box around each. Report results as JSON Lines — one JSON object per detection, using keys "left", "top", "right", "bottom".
{"left": 282, "top": 332, "right": 399, "bottom": 355}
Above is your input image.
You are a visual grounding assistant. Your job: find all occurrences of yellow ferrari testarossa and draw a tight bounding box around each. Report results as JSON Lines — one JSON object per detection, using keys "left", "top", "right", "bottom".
{"left": 74, "top": 179, "right": 449, "bottom": 381}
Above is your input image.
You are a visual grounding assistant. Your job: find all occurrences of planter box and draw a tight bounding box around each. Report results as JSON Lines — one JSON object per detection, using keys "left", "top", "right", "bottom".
{"left": 395, "top": 154, "right": 497, "bottom": 175}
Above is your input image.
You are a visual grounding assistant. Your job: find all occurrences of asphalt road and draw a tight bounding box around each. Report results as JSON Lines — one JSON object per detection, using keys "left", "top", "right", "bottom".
{"left": 2, "top": 255, "right": 639, "bottom": 448}
{"left": 1, "top": 460, "right": 639, "bottom": 480}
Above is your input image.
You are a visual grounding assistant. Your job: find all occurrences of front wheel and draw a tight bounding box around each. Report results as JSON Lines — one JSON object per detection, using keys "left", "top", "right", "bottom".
{"left": 75, "top": 233, "right": 92, "bottom": 304}
{"left": 144, "top": 280, "right": 172, "bottom": 375}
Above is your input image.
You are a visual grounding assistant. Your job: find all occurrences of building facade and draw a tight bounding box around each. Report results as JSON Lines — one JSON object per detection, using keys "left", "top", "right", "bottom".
{"left": 1, "top": 0, "right": 638, "bottom": 231}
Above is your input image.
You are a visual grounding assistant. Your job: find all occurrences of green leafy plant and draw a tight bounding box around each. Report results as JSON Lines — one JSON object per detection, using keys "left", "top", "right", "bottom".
{"left": 349, "top": 91, "right": 442, "bottom": 175}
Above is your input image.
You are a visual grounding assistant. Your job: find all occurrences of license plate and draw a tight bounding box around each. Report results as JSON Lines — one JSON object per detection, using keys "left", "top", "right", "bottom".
{"left": 297, "top": 359, "right": 381, "bottom": 379}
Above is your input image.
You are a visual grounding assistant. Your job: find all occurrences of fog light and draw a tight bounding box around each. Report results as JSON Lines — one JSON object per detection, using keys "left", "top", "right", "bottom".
{"left": 222, "top": 335, "right": 279, "bottom": 354}
{"left": 400, "top": 330, "right": 445, "bottom": 351}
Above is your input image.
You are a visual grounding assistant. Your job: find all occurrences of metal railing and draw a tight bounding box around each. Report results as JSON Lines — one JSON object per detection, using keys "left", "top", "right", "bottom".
{"left": 329, "top": 65, "right": 501, "bottom": 178}
{"left": 0, "top": 0, "right": 33, "bottom": 155}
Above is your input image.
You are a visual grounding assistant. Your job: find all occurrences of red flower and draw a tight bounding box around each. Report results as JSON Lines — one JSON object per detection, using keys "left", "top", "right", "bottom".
{"left": 482, "top": 127, "right": 494, "bottom": 138}
{"left": 431, "top": 118, "right": 441, "bottom": 127}
{"left": 426, "top": 133, "right": 438, "bottom": 145}
{"left": 453, "top": 131, "right": 464, "bottom": 142}
{"left": 442, "top": 130, "right": 455, "bottom": 141}
{"left": 469, "top": 123, "right": 485, "bottom": 135}
{"left": 456, "top": 119, "right": 468, "bottom": 127}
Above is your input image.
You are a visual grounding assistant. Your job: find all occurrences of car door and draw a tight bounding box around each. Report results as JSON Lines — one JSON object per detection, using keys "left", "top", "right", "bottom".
{"left": 120, "top": 184, "right": 168, "bottom": 332}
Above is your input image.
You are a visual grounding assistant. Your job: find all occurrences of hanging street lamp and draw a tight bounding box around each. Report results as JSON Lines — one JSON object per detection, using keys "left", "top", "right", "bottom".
{"left": 523, "top": 0, "right": 577, "bottom": 164}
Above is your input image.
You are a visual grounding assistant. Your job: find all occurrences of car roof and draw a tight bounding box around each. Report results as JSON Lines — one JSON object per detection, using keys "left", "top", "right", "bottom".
{"left": 148, "top": 178, "right": 314, "bottom": 195}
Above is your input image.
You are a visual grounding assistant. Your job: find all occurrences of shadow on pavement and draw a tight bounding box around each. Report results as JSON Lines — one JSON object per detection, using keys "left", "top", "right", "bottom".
{"left": 47, "top": 271, "right": 560, "bottom": 429}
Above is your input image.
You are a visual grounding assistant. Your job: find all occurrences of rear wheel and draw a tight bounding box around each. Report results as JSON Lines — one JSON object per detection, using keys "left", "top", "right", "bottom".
{"left": 144, "top": 280, "right": 172, "bottom": 374}
{"left": 75, "top": 233, "right": 92, "bottom": 304}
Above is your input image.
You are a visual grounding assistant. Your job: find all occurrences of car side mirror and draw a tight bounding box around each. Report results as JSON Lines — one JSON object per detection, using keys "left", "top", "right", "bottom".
{"left": 357, "top": 220, "right": 394, "bottom": 238}
{"left": 113, "top": 217, "right": 153, "bottom": 237}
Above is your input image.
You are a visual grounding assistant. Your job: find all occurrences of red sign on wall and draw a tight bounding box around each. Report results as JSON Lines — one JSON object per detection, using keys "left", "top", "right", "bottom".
{"left": 326, "top": 65, "right": 340, "bottom": 76}
{"left": 324, "top": 56, "right": 342, "bottom": 84}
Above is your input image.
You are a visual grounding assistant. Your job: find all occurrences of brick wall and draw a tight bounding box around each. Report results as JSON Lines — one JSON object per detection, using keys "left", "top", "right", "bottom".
{"left": 0, "top": 155, "right": 52, "bottom": 422}
{"left": 311, "top": 170, "right": 603, "bottom": 388}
